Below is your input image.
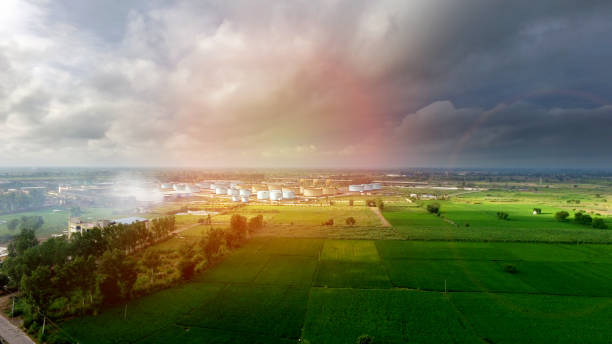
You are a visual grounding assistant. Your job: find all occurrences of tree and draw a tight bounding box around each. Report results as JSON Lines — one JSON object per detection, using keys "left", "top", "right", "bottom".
{"left": 201, "top": 228, "right": 224, "bottom": 263}
{"left": 345, "top": 217, "right": 356, "bottom": 226}
{"left": 555, "top": 211, "right": 570, "bottom": 222}
{"left": 349, "top": 199, "right": 354, "bottom": 206}
{"left": 248, "top": 215, "right": 264, "bottom": 232}
{"left": 376, "top": 199, "right": 384, "bottom": 211}
{"left": 504, "top": 264, "right": 518, "bottom": 274}
{"left": 8, "top": 228, "right": 38, "bottom": 257}
{"left": 592, "top": 218, "right": 608, "bottom": 229}
{"left": 496, "top": 211, "right": 509, "bottom": 220}
{"left": 19, "top": 216, "right": 44, "bottom": 231}
{"left": 532, "top": 208, "right": 542, "bottom": 214}
{"left": 7, "top": 218, "right": 19, "bottom": 231}
{"left": 322, "top": 218, "right": 334, "bottom": 226}
{"left": 426, "top": 203, "right": 440, "bottom": 214}
{"left": 21, "top": 265, "right": 56, "bottom": 311}
{"left": 366, "top": 199, "right": 377, "bottom": 207}
{"left": 142, "top": 250, "right": 162, "bottom": 283}
{"left": 230, "top": 214, "right": 248, "bottom": 238}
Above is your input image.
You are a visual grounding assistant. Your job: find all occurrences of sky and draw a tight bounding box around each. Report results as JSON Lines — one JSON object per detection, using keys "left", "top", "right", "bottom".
{"left": 1, "top": 0, "right": 612, "bottom": 169}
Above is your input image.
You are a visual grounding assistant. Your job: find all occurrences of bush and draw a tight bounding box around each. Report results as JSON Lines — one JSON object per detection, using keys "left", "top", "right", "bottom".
{"left": 376, "top": 199, "right": 384, "bottom": 211}
{"left": 496, "top": 211, "right": 509, "bottom": 220}
{"left": 356, "top": 334, "right": 374, "bottom": 344}
{"left": 349, "top": 199, "right": 354, "bottom": 206}
{"left": 426, "top": 203, "right": 440, "bottom": 214}
{"left": 555, "top": 211, "right": 570, "bottom": 222}
{"left": 178, "top": 258, "right": 196, "bottom": 280}
{"left": 504, "top": 264, "right": 518, "bottom": 274}
{"left": 322, "top": 219, "right": 334, "bottom": 226}
{"left": 592, "top": 218, "right": 608, "bottom": 229}
{"left": 345, "top": 217, "right": 356, "bottom": 226}
{"left": 574, "top": 212, "right": 592, "bottom": 225}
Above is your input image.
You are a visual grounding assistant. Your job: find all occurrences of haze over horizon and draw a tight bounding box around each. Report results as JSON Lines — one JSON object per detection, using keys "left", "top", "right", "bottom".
{"left": 2, "top": 0, "right": 612, "bottom": 168}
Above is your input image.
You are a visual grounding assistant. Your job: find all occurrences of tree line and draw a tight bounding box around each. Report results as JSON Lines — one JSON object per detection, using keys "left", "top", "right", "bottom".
{"left": 0, "top": 189, "right": 46, "bottom": 214}
{"left": 0, "top": 216, "right": 175, "bottom": 342}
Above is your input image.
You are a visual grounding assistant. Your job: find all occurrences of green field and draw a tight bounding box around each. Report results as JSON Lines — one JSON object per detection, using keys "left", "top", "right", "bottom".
{"left": 0, "top": 207, "right": 123, "bottom": 239}
{"left": 60, "top": 236, "right": 612, "bottom": 343}
{"left": 57, "top": 188, "right": 612, "bottom": 343}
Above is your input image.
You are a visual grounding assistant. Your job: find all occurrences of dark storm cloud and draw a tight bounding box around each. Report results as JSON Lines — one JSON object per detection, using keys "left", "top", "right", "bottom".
{"left": 1, "top": 0, "right": 611, "bottom": 167}
{"left": 394, "top": 101, "right": 612, "bottom": 167}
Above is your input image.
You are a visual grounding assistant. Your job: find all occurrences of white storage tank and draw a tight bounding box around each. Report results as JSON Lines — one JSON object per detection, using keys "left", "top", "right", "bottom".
{"left": 257, "top": 191, "right": 270, "bottom": 200}
{"left": 282, "top": 190, "right": 295, "bottom": 199}
{"left": 232, "top": 195, "right": 240, "bottom": 202}
{"left": 196, "top": 182, "right": 210, "bottom": 189}
{"left": 349, "top": 184, "right": 364, "bottom": 192}
{"left": 227, "top": 188, "right": 239, "bottom": 196}
{"left": 186, "top": 184, "right": 200, "bottom": 193}
{"left": 215, "top": 187, "right": 227, "bottom": 195}
{"left": 239, "top": 189, "right": 252, "bottom": 197}
{"left": 241, "top": 196, "right": 249, "bottom": 203}
{"left": 372, "top": 183, "right": 382, "bottom": 190}
{"left": 363, "top": 184, "right": 374, "bottom": 191}
{"left": 270, "top": 190, "right": 283, "bottom": 201}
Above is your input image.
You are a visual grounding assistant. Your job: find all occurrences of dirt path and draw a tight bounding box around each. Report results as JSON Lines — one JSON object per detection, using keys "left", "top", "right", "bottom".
{"left": 370, "top": 207, "right": 392, "bottom": 227}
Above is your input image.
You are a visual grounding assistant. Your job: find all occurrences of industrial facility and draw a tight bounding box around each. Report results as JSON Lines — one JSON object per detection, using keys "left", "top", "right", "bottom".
{"left": 157, "top": 177, "right": 383, "bottom": 204}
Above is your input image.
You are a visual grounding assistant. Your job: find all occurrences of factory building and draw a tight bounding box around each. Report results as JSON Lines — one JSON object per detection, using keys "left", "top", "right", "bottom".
{"left": 322, "top": 187, "right": 338, "bottom": 195}
{"left": 67, "top": 218, "right": 111, "bottom": 239}
{"left": 241, "top": 196, "right": 249, "bottom": 203}
{"left": 239, "top": 189, "right": 252, "bottom": 197}
{"left": 252, "top": 185, "right": 268, "bottom": 193}
{"left": 215, "top": 186, "right": 228, "bottom": 195}
{"left": 303, "top": 187, "right": 323, "bottom": 197}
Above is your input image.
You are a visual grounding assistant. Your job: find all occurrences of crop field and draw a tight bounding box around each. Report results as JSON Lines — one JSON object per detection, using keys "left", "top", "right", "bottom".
{"left": 383, "top": 202, "right": 612, "bottom": 243}
{"left": 61, "top": 232, "right": 612, "bottom": 343}
{"left": 55, "top": 187, "right": 612, "bottom": 343}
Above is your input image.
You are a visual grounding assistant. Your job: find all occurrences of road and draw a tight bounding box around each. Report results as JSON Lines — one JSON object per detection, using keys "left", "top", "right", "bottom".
{"left": 0, "top": 313, "right": 34, "bottom": 344}
{"left": 369, "top": 207, "right": 392, "bottom": 227}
